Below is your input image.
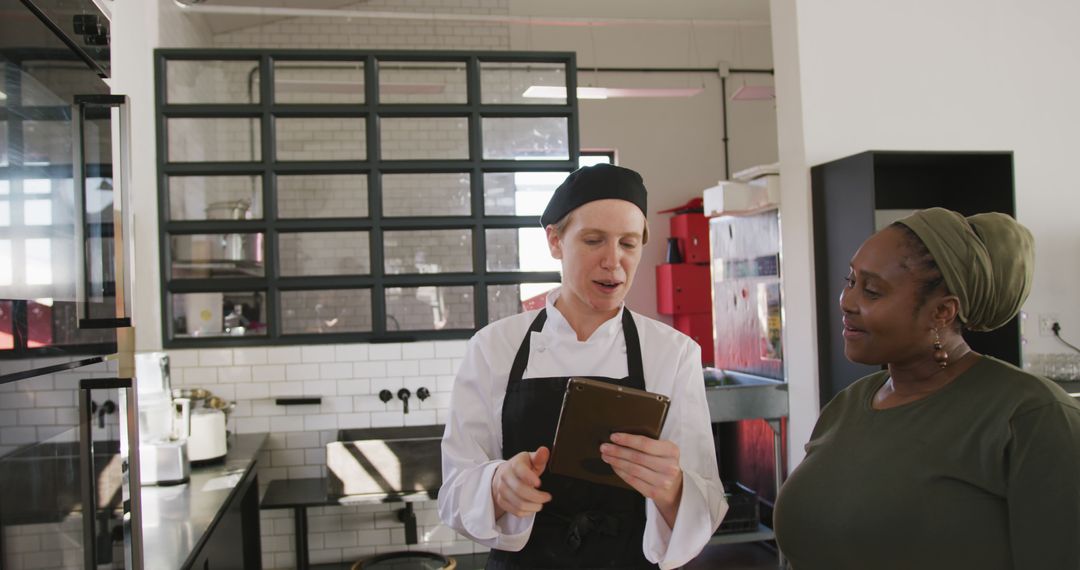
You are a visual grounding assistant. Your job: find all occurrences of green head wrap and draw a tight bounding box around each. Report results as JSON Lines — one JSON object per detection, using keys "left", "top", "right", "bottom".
{"left": 897, "top": 207, "right": 1034, "bottom": 332}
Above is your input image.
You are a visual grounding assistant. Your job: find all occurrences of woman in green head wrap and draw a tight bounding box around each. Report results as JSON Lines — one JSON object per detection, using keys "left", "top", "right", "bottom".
{"left": 774, "top": 208, "right": 1080, "bottom": 570}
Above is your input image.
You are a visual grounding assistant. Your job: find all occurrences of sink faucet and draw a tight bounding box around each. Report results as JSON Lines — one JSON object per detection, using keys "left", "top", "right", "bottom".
{"left": 397, "top": 388, "right": 411, "bottom": 413}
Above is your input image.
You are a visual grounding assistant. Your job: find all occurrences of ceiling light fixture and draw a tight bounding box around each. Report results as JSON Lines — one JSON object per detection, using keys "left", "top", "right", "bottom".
{"left": 523, "top": 85, "right": 704, "bottom": 100}
{"left": 729, "top": 84, "right": 775, "bottom": 101}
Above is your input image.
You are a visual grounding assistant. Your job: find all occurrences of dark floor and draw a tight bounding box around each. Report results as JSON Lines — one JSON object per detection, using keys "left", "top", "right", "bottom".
{"left": 310, "top": 542, "right": 781, "bottom": 570}
{"left": 685, "top": 542, "right": 783, "bottom": 570}
{"left": 454, "top": 543, "right": 781, "bottom": 569}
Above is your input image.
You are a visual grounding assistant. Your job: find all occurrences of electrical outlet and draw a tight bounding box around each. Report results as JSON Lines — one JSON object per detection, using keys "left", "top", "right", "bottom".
{"left": 1039, "top": 314, "right": 1060, "bottom": 337}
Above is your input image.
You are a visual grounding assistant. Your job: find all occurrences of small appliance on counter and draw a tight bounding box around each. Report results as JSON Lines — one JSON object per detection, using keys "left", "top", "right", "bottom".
{"left": 186, "top": 408, "right": 228, "bottom": 463}
{"left": 135, "top": 352, "right": 191, "bottom": 486}
{"left": 172, "top": 387, "right": 233, "bottom": 464}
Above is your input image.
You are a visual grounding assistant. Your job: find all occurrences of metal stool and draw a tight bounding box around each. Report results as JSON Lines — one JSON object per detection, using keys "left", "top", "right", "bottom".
{"left": 351, "top": 551, "right": 456, "bottom": 570}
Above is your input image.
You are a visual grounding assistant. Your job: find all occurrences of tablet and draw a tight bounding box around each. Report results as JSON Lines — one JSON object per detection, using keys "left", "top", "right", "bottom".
{"left": 548, "top": 377, "right": 671, "bottom": 491}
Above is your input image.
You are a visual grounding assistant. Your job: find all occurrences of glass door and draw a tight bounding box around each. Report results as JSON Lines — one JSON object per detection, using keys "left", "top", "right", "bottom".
{"left": 1, "top": 0, "right": 122, "bottom": 377}
{"left": 0, "top": 360, "right": 139, "bottom": 568}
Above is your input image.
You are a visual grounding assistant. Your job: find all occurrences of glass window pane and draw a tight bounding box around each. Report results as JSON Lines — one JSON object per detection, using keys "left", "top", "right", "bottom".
{"left": 281, "top": 289, "right": 372, "bottom": 334}
{"left": 481, "top": 61, "right": 566, "bottom": 105}
{"left": 274, "top": 60, "right": 364, "bottom": 104}
{"left": 382, "top": 173, "right": 470, "bottom": 217}
{"left": 380, "top": 117, "right": 469, "bottom": 160}
{"left": 279, "top": 231, "right": 369, "bottom": 276}
{"left": 23, "top": 199, "right": 51, "bottom": 226}
{"left": 168, "top": 175, "right": 262, "bottom": 221}
{"left": 483, "top": 171, "right": 567, "bottom": 215}
{"left": 485, "top": 228, "right": 560, "bottom": 272}
{"left": 0, "top": 121, "right": 8, "bottom": 167}
{"left": 277, "top": 174, "right": 368, "bottom": 219}
{"left": 275, "top": 117, "right": 366, "bottom": 161}
{"left": 487, "top": 282, "right": 559, "bottom": 323}
{"left": 170, "top": 233, "right": 265, "bottom": 278}
{"left": 378, "top": 61, "right": 467, "bottom": 104}
{"left": 23, "top": 120, "right": 71, "bottom": 166}
{"left": 383, "top": 229, "right": 472, "bottom": 275}
{"left": 482, "top": 117, "right": 569, "bottom": 160}
{"left": 0, "top": 300, "right": 12, "bottom": 349}
{"left": 25, "top": 238, "right": 51, "bottom": 285}
{"left": 167, "top": 118, "right": 260, "bottom": 162}
{"left": 166, "top": 60, "right": 260, "bottom": 104}
{"left": 386, "top": 285, "right": 473, "bottom": 331}
{"left": 171, "top": 291, "right": 267, "bottom": 338}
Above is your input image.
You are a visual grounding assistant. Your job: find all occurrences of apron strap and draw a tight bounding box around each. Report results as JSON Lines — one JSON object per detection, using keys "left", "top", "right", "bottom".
{"left": 621, "top": 309, "right": 644, "bottom": 386}
{"left": 507, "top": 309, "right": 548, "bottom": 386}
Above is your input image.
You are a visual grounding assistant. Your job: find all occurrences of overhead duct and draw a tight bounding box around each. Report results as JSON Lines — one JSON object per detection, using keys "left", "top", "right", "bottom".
{"left": 170, "top": 1, "right": 770, "bottom": 29}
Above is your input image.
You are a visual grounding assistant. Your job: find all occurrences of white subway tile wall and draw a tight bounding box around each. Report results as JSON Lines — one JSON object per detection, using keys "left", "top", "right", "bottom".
{"left": 164, "top": 1, "right": 533, "bottom": 565}
{"left": 1, "top": 358, "right": 120, "bottom": 568}
{"left": 168, "top": 340, "right": 476, "bottom": 567}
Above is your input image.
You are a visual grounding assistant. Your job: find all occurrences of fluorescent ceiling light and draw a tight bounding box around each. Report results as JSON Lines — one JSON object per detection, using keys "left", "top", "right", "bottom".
{"left": 523, "top": 85, "right": 704, "bottom": 100}
{"left": 730, "top": 84, "right": 775, "bottom": 101}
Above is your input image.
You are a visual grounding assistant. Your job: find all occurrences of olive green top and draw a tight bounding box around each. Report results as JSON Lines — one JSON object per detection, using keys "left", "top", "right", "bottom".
{"left": 774, "top": 356, "right": 1080, "bottom": 570}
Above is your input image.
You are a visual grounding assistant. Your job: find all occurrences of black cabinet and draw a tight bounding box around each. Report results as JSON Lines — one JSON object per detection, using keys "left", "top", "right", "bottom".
{"left": 811, "top": 151, "right": 1019, "bottom": 406}
{"left": 187, "top": 468, "right": 262, "bottom": 570}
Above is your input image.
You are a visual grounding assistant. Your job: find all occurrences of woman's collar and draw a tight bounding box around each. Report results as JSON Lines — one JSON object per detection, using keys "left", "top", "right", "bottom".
{"left": 543, "top": 287, "right": 625, "bottom": 340}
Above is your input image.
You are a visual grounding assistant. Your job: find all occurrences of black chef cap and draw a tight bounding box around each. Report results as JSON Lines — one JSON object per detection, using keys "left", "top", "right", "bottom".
{"left": 539, "top": 164, "right": 648, "bottom": 227}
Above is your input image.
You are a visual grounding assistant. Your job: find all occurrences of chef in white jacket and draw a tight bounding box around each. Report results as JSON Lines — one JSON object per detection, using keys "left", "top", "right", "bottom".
{"left": 439, "top": 164, "right": 727, "bottom": 570}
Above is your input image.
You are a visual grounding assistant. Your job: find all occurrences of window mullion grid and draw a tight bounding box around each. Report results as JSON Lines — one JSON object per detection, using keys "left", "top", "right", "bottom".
{"left": 366, "top": 54, "right": 387, "bottom": 338}
{"left": 466, "top": 55, "right": 488, "bottom": 327}
{"left": 158, "top": 50, "right": 578, "bottom": 346}
{"left": 155, "top": 51, "right": 175, "bottom": 344}
{"left": 261, "top": 54, "right": 280, "bottom": 339}
{"left": 566, "top": 52, "right": 580, "bottom": 167}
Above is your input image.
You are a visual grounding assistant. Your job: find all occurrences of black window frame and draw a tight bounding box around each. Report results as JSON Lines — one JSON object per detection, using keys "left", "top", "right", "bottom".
{"left": 156, "top": 49, "right": 579, "bottom": 347}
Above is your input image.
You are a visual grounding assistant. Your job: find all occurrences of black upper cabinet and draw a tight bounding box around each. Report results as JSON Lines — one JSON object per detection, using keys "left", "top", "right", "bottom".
{"left": 811, "top": 151, "right": 1018, "bottom": 407}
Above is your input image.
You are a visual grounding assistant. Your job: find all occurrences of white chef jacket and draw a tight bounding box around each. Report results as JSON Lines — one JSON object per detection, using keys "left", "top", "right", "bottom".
{"left": 439, "top": 288, "right": 727, "bottom": 569}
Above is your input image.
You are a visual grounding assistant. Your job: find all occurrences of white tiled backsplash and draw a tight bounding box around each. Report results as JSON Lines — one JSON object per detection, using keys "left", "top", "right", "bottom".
{"left": 167, "top": 0, "right": 514, "bottom": 564}
{"left": 167, "top": 341, "right": 480, "bottom": 567}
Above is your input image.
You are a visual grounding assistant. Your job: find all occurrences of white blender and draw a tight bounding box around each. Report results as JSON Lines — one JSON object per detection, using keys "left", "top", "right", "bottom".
{"left": 135, "top": 352, "right": 191, "bottom": 485}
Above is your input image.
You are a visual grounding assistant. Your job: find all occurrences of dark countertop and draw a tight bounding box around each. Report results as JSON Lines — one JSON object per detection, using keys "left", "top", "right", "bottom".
{"left": 140, "top": 432, "right": 267, "bottom": 570}
{"left": 261, "top": 476, "right": 436, "bottom": 509}
{"left": 1052, "top": 378, "right": 1080, "bottom": 397}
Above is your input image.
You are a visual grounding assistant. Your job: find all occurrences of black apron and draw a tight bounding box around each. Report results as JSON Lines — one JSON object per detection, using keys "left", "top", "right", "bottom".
{"left": 487, "top": 308, "right": 659, "bottom": 570}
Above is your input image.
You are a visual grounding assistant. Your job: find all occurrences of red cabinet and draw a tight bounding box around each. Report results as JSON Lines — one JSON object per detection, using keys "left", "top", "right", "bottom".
{"left": 656, "top": 264, "right": 711, "bottom": 315}
{"left": 669, "top": 213, "right": 710, "bottom": 264}
{"left": 657, "top": 207, "right": 713, "bottom": 364}
{"left": 673, "top": 313, "right": 714, "bottom": 358}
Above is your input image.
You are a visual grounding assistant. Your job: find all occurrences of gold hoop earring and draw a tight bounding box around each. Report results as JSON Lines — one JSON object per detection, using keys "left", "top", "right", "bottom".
{"left": 932, "top": 328, "right": 949, "bottom": 369}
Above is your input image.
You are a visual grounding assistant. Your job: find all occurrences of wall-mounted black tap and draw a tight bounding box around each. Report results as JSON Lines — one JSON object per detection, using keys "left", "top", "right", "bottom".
{"left": 378, "top": 389, "right": 393, "bottom": 404}
{"left": 95, "top": 399, "right": 116, "bottom": 429}
{"left": 397, "top": 388, "right": 411, "bottom": 413}
{"left": 416, "top": 387, "right": 430, "bottom": 402}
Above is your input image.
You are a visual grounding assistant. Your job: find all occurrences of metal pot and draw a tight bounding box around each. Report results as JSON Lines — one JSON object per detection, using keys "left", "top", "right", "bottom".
{"left": 205, "top": 199, "right": 251, "bottom": 220}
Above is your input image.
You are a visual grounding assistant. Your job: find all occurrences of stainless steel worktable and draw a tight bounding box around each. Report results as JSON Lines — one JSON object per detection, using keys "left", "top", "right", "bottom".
{"left": 141, "top": 432, "right": 267, "bottom": 569}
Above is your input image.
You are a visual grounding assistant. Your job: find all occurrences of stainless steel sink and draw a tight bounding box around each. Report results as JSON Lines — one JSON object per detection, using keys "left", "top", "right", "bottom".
{"left": 326, "top": 425, "right": 443, "bottom": 498}
{"left": 704, "top": 369, "right": 788, "bottom": 422}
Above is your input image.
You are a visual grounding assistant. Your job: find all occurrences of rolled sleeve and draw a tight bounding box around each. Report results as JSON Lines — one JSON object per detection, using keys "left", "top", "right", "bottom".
{"left": 441, "top": 460, "right": 536, "bottom": 550}
{"left": 642, "top": 340, "right": 727, "bottom": 569}
{"left": 438, "top": 332, "right": 537, "bottom": 551}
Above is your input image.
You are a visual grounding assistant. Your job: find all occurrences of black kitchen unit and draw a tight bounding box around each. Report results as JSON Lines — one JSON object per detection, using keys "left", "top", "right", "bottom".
{"left": 811, "top": 150, "right": 1018, "bottom": 406}
{"left": 1, "top": 0, "right": 140, "bottom": 568}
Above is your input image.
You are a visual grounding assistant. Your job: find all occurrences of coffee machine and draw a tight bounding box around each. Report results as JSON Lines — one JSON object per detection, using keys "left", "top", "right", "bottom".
{"left": 135, "top": 352, "right": 190, "bottom": 485}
